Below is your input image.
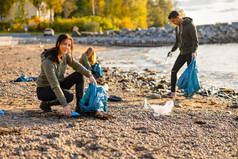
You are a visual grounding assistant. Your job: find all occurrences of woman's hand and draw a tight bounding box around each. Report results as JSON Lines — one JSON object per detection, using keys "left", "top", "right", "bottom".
{"left": 89, "top": 75, "right": 97, "bottom": 85}
{"left": 63, "top": 105, "right": 72, "bottom": 117}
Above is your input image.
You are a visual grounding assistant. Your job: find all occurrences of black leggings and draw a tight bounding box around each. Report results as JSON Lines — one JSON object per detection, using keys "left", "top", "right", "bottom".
{"left": 37, "top": 72, "right": 84, "bottom": 105}
{"left": 171, "top": 54, "right": 192, "bottom": 92}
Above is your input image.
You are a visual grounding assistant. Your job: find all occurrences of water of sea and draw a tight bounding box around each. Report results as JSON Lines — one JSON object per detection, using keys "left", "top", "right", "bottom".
{"left": 98, "top": 43, "right": 238, "bottom": 91}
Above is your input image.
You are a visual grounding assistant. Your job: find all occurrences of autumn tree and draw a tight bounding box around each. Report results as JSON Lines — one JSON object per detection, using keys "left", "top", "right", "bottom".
{"left": 45, "top": 0, "right": 64, "bottom": 22}
{"left": 62, "top": 0, "right": 77, "bottom": 18}
{"left": 147, "top": 0, "right": 173, "bottom": 27}
{"left": 71, "top": 0, "right": 91, "bottom": 17}
{"left": 128, "top": 0, "right": 147, "bottom": 28}
{"left": 30, "top": 0, "right": 45, "bottom": 20}
{"left": 0, "top": 0, "right": 16, "bottom": 16}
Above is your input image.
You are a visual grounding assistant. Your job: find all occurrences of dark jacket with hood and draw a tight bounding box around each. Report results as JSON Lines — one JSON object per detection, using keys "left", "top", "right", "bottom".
{"left": 171, "top": 17, "right": 198, "bottom": 55}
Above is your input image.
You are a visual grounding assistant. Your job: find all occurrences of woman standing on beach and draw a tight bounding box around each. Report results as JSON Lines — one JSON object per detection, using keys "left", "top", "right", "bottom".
{"left": 36, "top": 34, "right": 97, "bottom": 117}
{"left": 79, "top": 47, "right": 96, "bottom": 71}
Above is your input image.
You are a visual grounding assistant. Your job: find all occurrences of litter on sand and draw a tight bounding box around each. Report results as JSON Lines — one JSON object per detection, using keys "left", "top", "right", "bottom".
{"left": 71, "top": 112, "right": 80, "bottom": 117}
{"left": 80, "top": 83, "right": 107, "bottom": 113}
{"left": 108, "top": 95, "right": 122, "bottom": 102}
{"left": 225, "top": 111, "right": 232, "bottom": 117}
{"left": 177, "top": 59, "right": 200, "bottom": 98}
{"left": 102, "top": 83, "right": 109, "bottom": 92}
{"left": 14, "top": 75, "right": 37, "bottom": 82}
{"left": 144, "top": 99, "right": 174, "bottom": 117}
{"left": 0, "top": 110, "right": 4, "bottom": 115}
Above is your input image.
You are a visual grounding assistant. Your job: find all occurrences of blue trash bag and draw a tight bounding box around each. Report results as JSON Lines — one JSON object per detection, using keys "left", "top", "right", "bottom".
{"left": 14, "top": 75, "right": 37, "bottom": 82}
{"left": 92, "top": 64, "right": 103, "bottom": 79}
{"left": 0, "top": 110, "right": 4, "bottom": 115}
{"left": 80, "top": 83, "right": 107, "bottom": 113}
{"left": 177, "top": 59, "right": 200, "bottom": 98}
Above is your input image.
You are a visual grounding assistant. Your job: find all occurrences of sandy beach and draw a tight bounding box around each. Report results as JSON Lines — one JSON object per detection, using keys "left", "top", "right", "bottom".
{"left": 0, "top": 44, "right": 238, "bottom": 158}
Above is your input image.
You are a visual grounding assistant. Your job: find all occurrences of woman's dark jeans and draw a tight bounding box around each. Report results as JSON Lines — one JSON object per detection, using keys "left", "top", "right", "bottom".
{"left": 37, "top": 72, "right": 84, "bottom": 106}
{"left": 171, "top": 53, "right": 192, "bottom": 92}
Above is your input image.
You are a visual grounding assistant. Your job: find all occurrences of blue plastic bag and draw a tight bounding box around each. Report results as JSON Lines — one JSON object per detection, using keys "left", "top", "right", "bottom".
{"left": 177, "top": 59, "right": 200, "bottom": 98}
{"left": 80, "top": 83, "right": 107, "bottom": 113}
{"left": 71, "top": 112, "right": 80, "bottom": 117}
{"left": 0, "top": 110, "right": 4, "bottom": 115}
{"left": 14, "top": 75, "right": 37, "bottom": 82}
{"left": 92, "top": 64, "right": 103, "bottom": 79}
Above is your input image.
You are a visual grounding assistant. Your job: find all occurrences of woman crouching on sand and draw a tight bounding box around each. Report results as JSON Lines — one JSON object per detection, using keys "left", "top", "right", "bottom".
{"left": 79, "top": 47, "right": 96, "bottom": 71}
{"left": 36, "top": 34, "right": 97, "bottom": 117}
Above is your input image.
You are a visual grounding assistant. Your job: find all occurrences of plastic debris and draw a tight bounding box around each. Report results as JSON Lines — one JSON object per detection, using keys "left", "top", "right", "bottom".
{"left": 144, "top": 99, "right": 174, "bottom": 117}
{"left": 71, "top": 112, "right": 80, "bottom": 117}
{"left": 229, "top": 105, "right": 238, "bottom": 109}
{"left": 92, "top": 64, "right": 103, "bottom": 79}
{"left": 177, "top": 59, "right": 200, "bottom": 98}
{"left": 102, "top": 83, "right": 109, "bottom": 92}
{"left": 80, "top": 83, "right": 107, "bottom": 113}
{"left": 0, "top": 110, "right": 4, "bottom": 115}
{"left": 14, "top": 75, "right": 37, "bottom": 82}
{"left": 225, "top": 111, "right": 232, "bottom": 117}
{"left": 108, "top": 95, "right": 122, "bottom": 102}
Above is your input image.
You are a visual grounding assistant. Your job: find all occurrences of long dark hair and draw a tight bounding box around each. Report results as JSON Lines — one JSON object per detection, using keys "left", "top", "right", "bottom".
{"left": 44, "top": 34, "right": 74, "bottom": 63}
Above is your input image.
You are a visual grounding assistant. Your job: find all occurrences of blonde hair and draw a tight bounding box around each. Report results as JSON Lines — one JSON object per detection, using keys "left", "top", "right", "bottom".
{"left": 85, "top": 47, "right": 96, "bottom": 65}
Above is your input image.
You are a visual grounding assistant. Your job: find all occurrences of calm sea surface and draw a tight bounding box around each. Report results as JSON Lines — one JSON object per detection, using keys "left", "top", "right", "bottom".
{"left": 98, "top": 43, "right": 238, "bottom": 91}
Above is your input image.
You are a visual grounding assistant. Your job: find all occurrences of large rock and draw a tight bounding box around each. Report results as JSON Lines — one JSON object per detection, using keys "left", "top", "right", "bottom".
{"left": 76, "top": 22, "right": 238, "bottom": 46}
{"left": 165, "top": 24, "right": 173, "bottom": 33}
{"left": 232, "top": 22, "right": 238, "bottom": 31}
{"left": 148, "top": 27, "right": 156, "bottom": 33}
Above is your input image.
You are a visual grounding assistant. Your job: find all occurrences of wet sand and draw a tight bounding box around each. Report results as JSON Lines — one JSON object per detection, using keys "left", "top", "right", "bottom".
{"left": 0, "top": 44, "right": 238, "bottom": 158}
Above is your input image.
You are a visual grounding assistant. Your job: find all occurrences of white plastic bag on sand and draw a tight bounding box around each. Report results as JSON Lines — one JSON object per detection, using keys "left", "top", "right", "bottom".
{"left": 144, "top": 99, "right": 174, "bottom": 117}
{"left": 102, "top": 83, "right": 109, "bottom": 92}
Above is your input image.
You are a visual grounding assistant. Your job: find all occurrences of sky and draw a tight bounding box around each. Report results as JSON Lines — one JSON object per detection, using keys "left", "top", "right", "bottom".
{"left": 177, "top": 0, "right": 238, "bottom": 25}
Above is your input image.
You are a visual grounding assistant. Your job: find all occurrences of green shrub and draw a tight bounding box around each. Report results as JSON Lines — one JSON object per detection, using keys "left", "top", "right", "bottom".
{"left": 72, "top": 17, "right": 86, "bottom": 31}
{"left": 11, "top": 23, "right": 25, "bottom": 32}
{"left": 28, "top": 23, "right": 38, "bottom": 32}
{"left": 26, "top": 16, "right": 51, "bottom": 32}
{"left": 39, "top": 20, "right": 51, "bottom": 31}
{"left": 83, "top": 21, "right": 100, "bottom": 32}
{"left": 86, "top": 16, "right": 115, "bottom": 30}
{"left": 0, "top": 22, "right": 11, "bottom": 31}
{"left": 1, "top": 16, "right": 117, "bottom": 32}
{"left": 52, "top": 16, "right": 116, "bottom": 32}
{"left": 100, "top": 17, "right": 115, "bottom": 30}
{"left": 52, "top": 18, "right": 74, "bottom": 32}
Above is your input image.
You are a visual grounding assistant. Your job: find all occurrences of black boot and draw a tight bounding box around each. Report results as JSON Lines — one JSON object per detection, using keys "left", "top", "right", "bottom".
{"left": 40, "top": 101, "right": 52, "bottom": 112}
{"left": 40, "top": 99, "right": 60, "bottom": 112}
